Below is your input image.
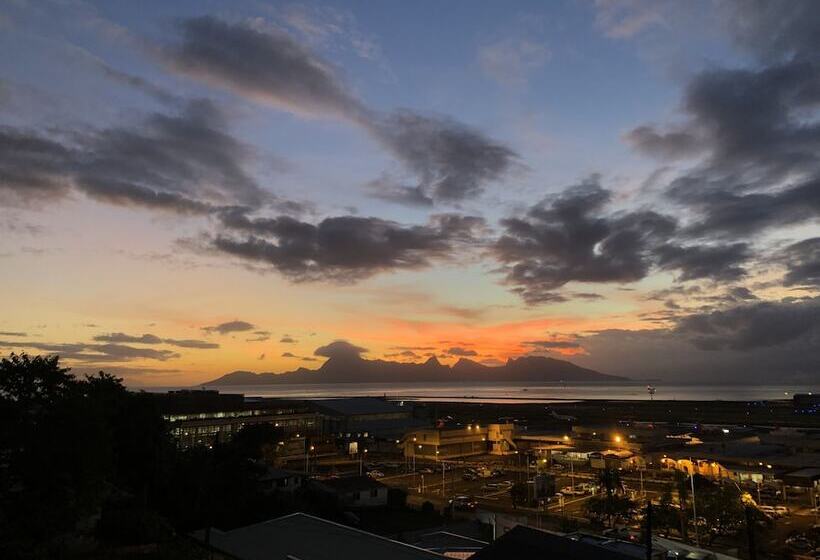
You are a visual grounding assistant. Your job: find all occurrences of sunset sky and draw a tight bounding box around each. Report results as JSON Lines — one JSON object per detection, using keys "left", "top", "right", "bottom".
{"left": 1, "top": 0, "right": 818, "bottom": 386}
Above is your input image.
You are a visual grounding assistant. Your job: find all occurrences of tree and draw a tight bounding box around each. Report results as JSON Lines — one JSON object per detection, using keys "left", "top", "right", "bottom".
{"left": 654, "top": 488, "right": 679, "bottom": 536}
{"left": 585, "top": 494, "right": 635, "bottom": 527}
{"left": 599, "top": 467, "right": 622, "bottom": 498}
{"left": 697, "top": 483, "right": 745, "bottom": 543}
{"left": 584, "top": 467, "right": 635, "bottom": 527}
{"left": 0, "top": 354, "right": 176, "bottom": 557}
{"left": 510, "top": 482, "right": 529, "bottom": 509}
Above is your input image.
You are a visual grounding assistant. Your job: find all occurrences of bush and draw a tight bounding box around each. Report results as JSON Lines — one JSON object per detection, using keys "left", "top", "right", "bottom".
{"left": 421, "top": 501, "right": 436, "bottom": 516}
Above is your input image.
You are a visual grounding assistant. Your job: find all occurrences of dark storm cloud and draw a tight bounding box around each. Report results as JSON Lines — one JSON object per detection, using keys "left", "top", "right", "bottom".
{"left": 314, "top": 340, "right": 367, "bottom": 359}
{"left": 676, "top": 297, "right": 820, "bottom": 351}
{"left": 493, "top": 177, "right": 677, "bottom": 304}
{"left": 446, "top": 347, "right": 478, "bottom": 357}
{"left": 211, "top": 210, "right": 486, "bottom": 281}
{"left": 161, "top": 16, "right": 517, "bottom": 203}
{"left": 93, "top": 331, "right": 220, "bottom": 349}
{"left": 781, "top": 237, "right": 820, "bottom": 287}
{"left": 201, "top": 320, "right": 255, "bottom": 334}
{"left": 655, "top": 243, "right": 751, "bottom": 282}
{"left": 0, "top": 99, "right": 277, "bottom": 214}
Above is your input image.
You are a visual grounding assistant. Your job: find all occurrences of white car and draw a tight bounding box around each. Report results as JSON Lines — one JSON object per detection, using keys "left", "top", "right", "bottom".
{"left": 368, "top": 470, "right": 385, "bottom": 478}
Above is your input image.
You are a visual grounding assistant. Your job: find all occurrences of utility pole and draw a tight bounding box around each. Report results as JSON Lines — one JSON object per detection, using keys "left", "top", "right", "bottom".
{"left": 640, "top": 466, "right": 645, "bottom": 497}
{"left": 645, "top": 502, "right": 653, "bottom": 560}
{"left": 745, "top": 506, "right": 757, "bottom": 560}
{"left": 689, "top": 461, "right": 699, "bottom": 547}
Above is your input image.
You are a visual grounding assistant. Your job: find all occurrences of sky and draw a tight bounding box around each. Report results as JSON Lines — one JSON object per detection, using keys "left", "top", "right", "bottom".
{"left": 0, "top": 0, "right": 818, "bottom": 386}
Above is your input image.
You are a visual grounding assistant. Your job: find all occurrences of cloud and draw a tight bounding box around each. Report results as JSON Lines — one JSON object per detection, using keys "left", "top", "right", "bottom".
{"left": 0, "top": 99, "right": 277, "bottom": 213}
{"left": 0, "top": 340, "right": 179, "bottom": 362}
{"left": 201, "top": 320, "right": 255, "bottom": 334}
{"left": 628, "top": 56, "right": 820, "bottom": 242}
{"left": 314, "top": 340, "right": 367, "bottom": 360}
{"left": 781, "top": 237, "right": 820, "bottom": 287}
{"left": 493, "top": 176, "right": 676, "bottom": 304}
{"left": 163, "top": 16, "right": 364, "bottom": 121}
{"left": 676, "top": 297, "right": 820, "bottom": 351}
{"left": 161, "top": 16, "right": 517, "bottom": 203}
{"left": 364, "top": 175, "right": 433, "bottom": 207}
{"left": 93, "top": 332, "right": 162, "bottom": 344}
{"left": 0, "top": 127, "right": 74, "bottom": 201}
{"left": 624, "top": 126, "right": 702, "bottom": 160}
{"left": 593, "top": 0, "right": 666, "bottom": 39}
{"left": 92, "top": 331, "right": 220, "bottom": 348}
{"left": 573, "top": 321, "right": 819, "bottom": 383}
{"left": 446, "top": 347, "right": 478, "bottom": 357}
{"left": 246, "top": 330, "right": 271, "bottom": 342}
{"left": 0, "top": 331, "right": 26, "bottom": 337}
{"left": 384, "top": 350, "right": 421, "bottom": 359}
{"left": 211, "top": 210, "right": 486, "bottom": 282}
{"left": 523, "top": 340, "right": 583, "bottom": 350}
{"left": 722, "top": 0, "right": 820, "bottom": 62}
{"left": 163, "top": 338, "right": 220, "bottom": 349}
{"left": 280, "top": 336, "right": 297, "bottom": 343}
{"left": 478, "top": 38, "right": 549, "bottom": 87}
{"left": 368, "top": 111, "right": 518, "bottom": 202}
{"left": 279, "top": 4, "right": 385, "bottom": 63}
{"left": 281, "top": 352, "right": 296, "bottom": 357}
{"left": 655, "top": 243, "right": 751, "bottom": 282}
{"left": 671, "top": 179, "right": 820, "bottom": 239}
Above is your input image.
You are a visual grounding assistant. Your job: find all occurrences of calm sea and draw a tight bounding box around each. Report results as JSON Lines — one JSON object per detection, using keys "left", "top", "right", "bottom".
{"left": 142, "top": 382, "right": 817, "bottom": 403}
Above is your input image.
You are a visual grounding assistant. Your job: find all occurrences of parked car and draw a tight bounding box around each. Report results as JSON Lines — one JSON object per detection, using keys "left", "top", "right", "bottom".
{"left": 462, "top": 472, "right": 478, "bottom": 481}
{"left": 449, "top": 495, "right": 478, "bottom": 511}
{"left": 368, "top": 470, "right": 385, "bottom": 478}
{"left": 419, "top": 467, "right": 434, "bottom": 474}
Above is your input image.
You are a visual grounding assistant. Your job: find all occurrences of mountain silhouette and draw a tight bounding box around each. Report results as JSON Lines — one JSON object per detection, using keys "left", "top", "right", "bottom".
{"left": 206, "top": 353, "right": 623, "bottom": 385}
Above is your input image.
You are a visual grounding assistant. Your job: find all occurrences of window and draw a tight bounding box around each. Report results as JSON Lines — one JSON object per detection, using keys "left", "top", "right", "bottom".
{"left": 370, "top": 488, "right": 379, "bottom": 498}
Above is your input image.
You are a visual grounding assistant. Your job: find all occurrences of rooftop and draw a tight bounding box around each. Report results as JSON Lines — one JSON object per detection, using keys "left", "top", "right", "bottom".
{"left": 472, "top": 525, "right": 637, "bottom": 560}
{"left": 193, "top": 512, "right": 443, "bottom": 560}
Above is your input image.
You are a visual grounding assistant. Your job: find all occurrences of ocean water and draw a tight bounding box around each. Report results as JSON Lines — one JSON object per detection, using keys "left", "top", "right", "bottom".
{"left": 145, "top": 382, "right": 818, "bottom": 403}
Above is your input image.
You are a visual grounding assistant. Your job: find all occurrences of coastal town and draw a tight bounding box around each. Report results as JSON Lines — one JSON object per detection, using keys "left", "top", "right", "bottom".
{"left": 142, "top": 387, "right": 820, "bottom": 559}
